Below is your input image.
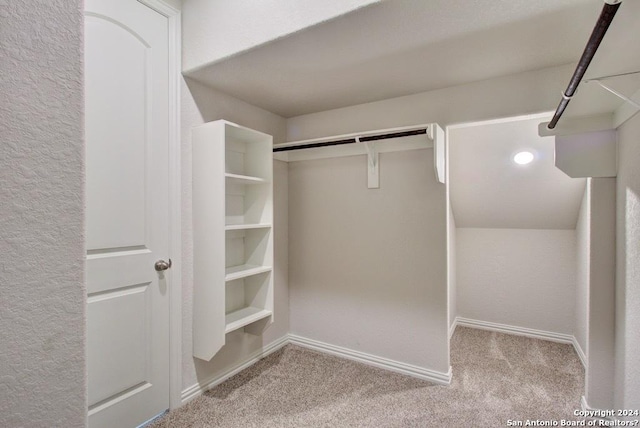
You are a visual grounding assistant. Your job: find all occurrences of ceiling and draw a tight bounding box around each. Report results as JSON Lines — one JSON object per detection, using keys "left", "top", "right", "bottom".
{"left": 185, "top": 0, "right": 640, "bottom": 118}
{"left": 449, "top": 115, "right": 586, "bottom": 230}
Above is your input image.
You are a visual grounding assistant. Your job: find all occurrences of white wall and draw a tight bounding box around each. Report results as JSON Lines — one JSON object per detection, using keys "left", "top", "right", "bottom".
{"left": 182, "top": 0, "right": 380, "bottom": 71}
{"left": 448, "top": 210, "right": 457, "bottom": 332}
{"left": 287, "top": 64, "right": 572, "bottom": 141}
{"left": 586, "top": 177, "right": 616, "bottom": 409}
{"left": 163, "top": 0, "right": 182, "bottom": 10}
{"left": 181, "top": 78, "right": 289, "bottom": 392}
{"left": 282, "top": 65, "right": 574, "bottom": 376}
{"left": 0, "top": 1, "right": 86, "bottom": 427}
{"left": 447, "top": 134, "right": 457, "bottom": 333}
{"left": 575, "top": 176, "right": 616, "bottom": 411}
{"left": 456, "top": 228, "right": 576, "bottom": 335}
{"left": 615, "top": 112, "right": 640, "bottom": 411}
{"left": 575, "top": 182, "right": 590, "bottom": 360}
{"left": 288, "top": 149, "right": 449, "bottom": 373}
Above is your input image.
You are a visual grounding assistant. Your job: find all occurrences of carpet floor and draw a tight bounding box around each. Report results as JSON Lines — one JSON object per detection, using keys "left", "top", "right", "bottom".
{"left": 150, "top": 327, "right": 585, "bottom": 427}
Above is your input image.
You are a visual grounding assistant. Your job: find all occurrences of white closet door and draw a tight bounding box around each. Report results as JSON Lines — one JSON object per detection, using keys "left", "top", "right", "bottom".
{"left": 85, "top": 0, "right": 170, "bottom": 426}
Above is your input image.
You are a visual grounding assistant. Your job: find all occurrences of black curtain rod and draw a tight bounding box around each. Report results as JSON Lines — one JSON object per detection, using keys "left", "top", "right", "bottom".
{"left": 547, "top": 0, "right": 622, "bottom": 129}
{"left": 273, "top": 129, "right": 427, "bottom": 152}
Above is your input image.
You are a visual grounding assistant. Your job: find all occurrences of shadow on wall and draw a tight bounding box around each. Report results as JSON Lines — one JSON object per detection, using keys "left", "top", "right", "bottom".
{"left": 184, "top": 77, "right": 286, "bottom": 143}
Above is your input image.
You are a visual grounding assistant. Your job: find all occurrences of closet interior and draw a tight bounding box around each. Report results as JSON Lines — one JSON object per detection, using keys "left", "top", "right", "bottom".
{"left": 179, "top": 0, "right": 640, "bottom": 414}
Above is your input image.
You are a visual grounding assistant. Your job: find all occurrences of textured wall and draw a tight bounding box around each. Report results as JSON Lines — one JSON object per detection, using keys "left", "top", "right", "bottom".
{"left": 575, "top": 182, "right": 590, "bottom": 359}
{"left": 181, "top": 78, "right": 289, "bottom": 391}
{"left": 0, "top": 0, "right": 86, "bottom": 426}
{"left": 182, "top": 0, "right": 380, "bottom": 71}
{"left": 288, "top": 149, "right": 449, "bottom": 373}
{"left": 457, "top": 228, "right": 576, "bottom": 335}
{"left": 615, "top": 113, "right": 640, "bottom": 411}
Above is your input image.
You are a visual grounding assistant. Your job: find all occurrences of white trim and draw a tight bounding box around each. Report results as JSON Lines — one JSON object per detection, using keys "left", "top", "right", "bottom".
{"left": 572, "top": 337, "right": 588, "bottom": 368}
{"left": 449, "top": 319, "right": 458, "bottom": 339}
{"left": 455, "top": 317, "right": 587, "bottom": 368}
{"left": 181, "top": 335, "right": 290, "bottom": 404}
{"left": 137, "top": 0, "right": 179, "bottom": 16}
{"left": 581, "top": 395, "right": 588, "bottom": 412}
{"left": 138, "top": 0, "right": 183, "bottom": 410}
{"left": 447, "top": 111, "right": 554, "bottom": 131}
{"left": 167, "top": 7, "right": 182, "bottom": 411}
{"left": 180, "top": 333, "right": 454, "bottom": 403}
{"left": 581, "top": 396, "right": 616, "bottom": 421}
{"left": 273, "top": 123, "right": 435, "bottom": 163}
{"left": 288, "top": 334, "right": 452, "bottom": 385}
{"left": 455, "top": 317, "right": 575, "bottom": 343}
{"left": 137, "top": 410, "right": 169, "bottom": 428}
{"left": 276, "top": 123, "right": 434, "bottom": 150}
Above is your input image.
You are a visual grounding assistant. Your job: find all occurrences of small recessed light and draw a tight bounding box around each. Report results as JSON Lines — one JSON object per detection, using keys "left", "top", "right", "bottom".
{"left": 513, "top": 151, "right": 534, "bottom": 165}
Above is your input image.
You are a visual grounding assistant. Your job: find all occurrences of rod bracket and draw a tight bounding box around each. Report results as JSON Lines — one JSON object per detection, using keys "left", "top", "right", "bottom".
{"left": 586, "top": 79, "right": 640, "bottom": 110}
{"left": 362, "top": 138, "right": 379, "bottom": 189}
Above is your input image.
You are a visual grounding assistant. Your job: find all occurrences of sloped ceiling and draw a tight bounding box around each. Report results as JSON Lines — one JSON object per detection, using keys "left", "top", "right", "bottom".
{"left": 449, "top": 115, "right": 587, "bottom": 230}
{"left": 184, "top": 0, "right": 640, "bottom": 118}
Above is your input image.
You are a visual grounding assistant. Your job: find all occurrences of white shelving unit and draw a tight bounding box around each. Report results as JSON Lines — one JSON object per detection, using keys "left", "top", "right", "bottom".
{"left": 192, "top": 120, "right": 274, "bottom": 361}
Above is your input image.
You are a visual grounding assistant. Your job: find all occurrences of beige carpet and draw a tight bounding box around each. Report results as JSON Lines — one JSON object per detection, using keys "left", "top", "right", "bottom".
{"left": 150, "top": 327, "right": 584, "bottom": 427}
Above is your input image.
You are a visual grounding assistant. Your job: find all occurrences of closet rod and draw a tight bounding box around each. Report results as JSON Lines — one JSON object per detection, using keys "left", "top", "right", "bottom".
{"left": 547, "top": 0, "right": 622, "bottom": 130}
{"left": 273, "top": 129, "right": 427, "bottom": 152}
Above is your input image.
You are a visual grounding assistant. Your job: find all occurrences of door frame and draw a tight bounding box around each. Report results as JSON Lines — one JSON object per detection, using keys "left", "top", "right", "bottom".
{"left": 136, "top": 0, "right": 182, "bottom": 410}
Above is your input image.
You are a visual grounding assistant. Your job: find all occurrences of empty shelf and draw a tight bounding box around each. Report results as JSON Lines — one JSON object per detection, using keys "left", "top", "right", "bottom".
{"left": 225, "top": 173, "right": 267, "bottom": 185}
{"left": 225, "top": 307, "right": 272, "bottom": 333}
{"left": 225, "top": 264, "right": 272, "bottom": 281}
{"left": 225, "top": 223, "right": 272, "bottom": 231}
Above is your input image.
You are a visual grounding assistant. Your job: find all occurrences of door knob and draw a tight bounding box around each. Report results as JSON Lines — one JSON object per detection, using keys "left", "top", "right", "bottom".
{"left": 155, "top": 259, "right": 172, "bottom": 272}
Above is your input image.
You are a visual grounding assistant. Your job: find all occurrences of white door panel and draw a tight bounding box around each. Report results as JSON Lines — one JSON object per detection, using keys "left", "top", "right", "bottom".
{"left": 87, "top": 250, "right": 153, "bottom": 294}
{"left": 86, "top": 8, "right": 152, "bottom": 250}
{"left": 87, "top": 284, "right": 150, "bottom": 404}
{"left": 85, "top": 0, "right": 170, "bottom": 426}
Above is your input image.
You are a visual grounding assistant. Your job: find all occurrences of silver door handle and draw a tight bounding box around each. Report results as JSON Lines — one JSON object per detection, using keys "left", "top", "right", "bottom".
{"left": 155, "top": 259, "right": 172, "bottom": 272}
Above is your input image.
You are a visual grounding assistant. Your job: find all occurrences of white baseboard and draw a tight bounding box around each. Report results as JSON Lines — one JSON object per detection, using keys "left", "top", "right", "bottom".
{"left": 455, "top": 317, "right": 586, "bottom": 368}
{"left": 456, "top": 317, "right": 574, "bottom": 343}
{"left": 449, "top": 319, "right": 457, "bottom": 339}
{"left": 289, "top": 334, "right": 452, "bottom": 385}
{"left": 181, "top": 335, "right": 289, "bottom": 403}
{"left": 572, "top": 338, "right": 588, "bottom": 368}
{"left": 181, "top": 320, "right": 585, "bottom": 406}
{"left": 581, "top": 396, "right": 615, "bottom": 421}
{"left": 181, "top": 332, "right": 453, "bottom": 404}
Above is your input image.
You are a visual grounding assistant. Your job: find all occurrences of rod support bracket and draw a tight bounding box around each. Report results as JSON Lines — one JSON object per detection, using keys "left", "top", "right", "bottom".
{"left": 362, "top": 138, "right": 379, "bottom": 189}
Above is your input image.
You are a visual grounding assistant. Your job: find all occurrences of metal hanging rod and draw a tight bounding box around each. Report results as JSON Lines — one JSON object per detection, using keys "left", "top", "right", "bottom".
{"left": 547, "top": 0, "right": 623, "bottom": 130}
{"left": 273, "top": 129, "right": 427, "bottom": 152}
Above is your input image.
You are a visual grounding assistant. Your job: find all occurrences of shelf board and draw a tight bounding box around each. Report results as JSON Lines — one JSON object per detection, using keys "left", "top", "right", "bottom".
{"left": 225, "top": 307, "right": 272, "bottom": 334}
{"left": 225, "top": 223, "right": 272, "bottom": 231}
{"left": 225, "top": 264, "right": 272, "bottom": 281}
{"left": 225, "top": 173, "right": 267, "bottom": 185}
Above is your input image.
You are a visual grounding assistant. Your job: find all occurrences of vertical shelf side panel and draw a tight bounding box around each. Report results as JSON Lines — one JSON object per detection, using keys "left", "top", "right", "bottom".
{"left": 193, "top": 120, "right": 274, "bottom": 351}
{"left": 192, "top": 122, "right": 226, "bottom": 361}
{"left": 245, "top": 134, "right": 274, "bottom": 335}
